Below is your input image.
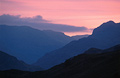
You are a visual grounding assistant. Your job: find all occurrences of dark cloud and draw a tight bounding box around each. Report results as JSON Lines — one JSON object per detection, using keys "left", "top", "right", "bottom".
{"left": 0, "top": 14, "right": 88, "bottom": 32}
{"left": 0, "top": 14, "right": 48, "bottom": 24}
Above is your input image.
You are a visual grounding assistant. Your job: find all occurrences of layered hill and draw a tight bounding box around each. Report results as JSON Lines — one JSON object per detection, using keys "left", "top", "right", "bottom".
{"left": 0, "top": 51, "right": 42, "bottom": 71}
{"left": 34, "top": 21, "right": 120, "bottom": 69}
{"left": 0, "top": 44, "right": 120, "bottom": 78}
{"left": 0, "top": 25, "right": 73, "bottom": 64}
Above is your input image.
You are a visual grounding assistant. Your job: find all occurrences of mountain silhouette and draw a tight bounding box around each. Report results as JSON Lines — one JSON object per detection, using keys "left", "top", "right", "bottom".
{"left": 0, "top": 25, "right": 73, "bottom": 64}
{"left": 0, "top": 44, "right": 120, "bottom": 78}
{"left": 0, "top": 51, "right": 42, "bottom": 71}
{"left": 84, "top": 44, "right": 120, "bottom": 54}
{"left": 34, "top": 21, "right": 120, "bottom": 69}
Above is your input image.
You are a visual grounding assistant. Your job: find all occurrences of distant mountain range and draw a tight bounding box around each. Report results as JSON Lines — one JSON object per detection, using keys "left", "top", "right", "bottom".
{"left": 0, "top": 51, "right": 42, "bottom": 71}
{"left": 0, "top": 25, "right": 73, "bottom": 64}
{"left": 0, "top": 44, "right": 120, "bottom": 78}
{"left": 34, "top": 21, "right": 120, "bottom": 69}
{"left": 71, "top": 35, "right": 89, "bottom": 40}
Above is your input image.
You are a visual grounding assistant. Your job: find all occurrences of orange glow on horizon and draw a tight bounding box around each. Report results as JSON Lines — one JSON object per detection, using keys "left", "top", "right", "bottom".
{"left": 64, "top": 31, "right": 92, "bottom": 37}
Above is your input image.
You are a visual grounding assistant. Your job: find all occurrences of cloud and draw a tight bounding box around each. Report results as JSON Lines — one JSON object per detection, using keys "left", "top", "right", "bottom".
{"left": 0, "top": 14, "right": 88, "bottom": 32}
{"left": 0, "top": 14, "right": 48, "bottom": 23}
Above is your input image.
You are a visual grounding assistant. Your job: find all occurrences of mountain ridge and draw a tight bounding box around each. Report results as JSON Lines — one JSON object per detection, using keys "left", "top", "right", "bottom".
{"left": 34, "top": 20, "right": 120, "bottom": 69}
{"left": 0, "top": 25, "right": 73, "bottom": 64}
{"left": 0, "top": 44, "right": 120, "bottom": 78}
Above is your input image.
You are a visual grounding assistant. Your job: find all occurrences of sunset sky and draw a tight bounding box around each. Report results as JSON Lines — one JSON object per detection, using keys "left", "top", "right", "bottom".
{"left": 0, "top": 0, "right": 120, "bottom": 36}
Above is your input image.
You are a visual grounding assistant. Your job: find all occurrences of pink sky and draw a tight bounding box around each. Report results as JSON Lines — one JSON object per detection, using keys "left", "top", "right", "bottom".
{"left": 0, "top": 0, "right": 120, "bottom": 36}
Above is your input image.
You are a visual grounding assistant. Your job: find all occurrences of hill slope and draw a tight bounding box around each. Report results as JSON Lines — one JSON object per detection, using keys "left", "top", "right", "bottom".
{"left": 0, "top": 51, "right": 42, "bottom": 71}
{"left": 34, "top": 21, "right": 120, "bottom": 69}
{"left": 0, "top": 25, "right": 73, "bottom": 64}
{"left": 0, "top": 44, "right": 120, "bottom": 78}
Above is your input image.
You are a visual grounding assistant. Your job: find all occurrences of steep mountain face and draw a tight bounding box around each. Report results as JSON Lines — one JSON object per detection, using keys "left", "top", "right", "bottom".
{"left": 71, "top": 35, "right": 89, "bottom": 40}
{"left": 34, "top": 21, "right": 120, "bottom": 69}
{"left": 0, "top": 45, "right": 120, "bottom": 78}
{"left": 0, "top": 25, "right": 73, "bottom": 64}
{"left": 0, "top": 51, "right": 42, "bottom": 71}
{"left": 42, "top": 45, "right": 120, "bottom": 78}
